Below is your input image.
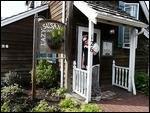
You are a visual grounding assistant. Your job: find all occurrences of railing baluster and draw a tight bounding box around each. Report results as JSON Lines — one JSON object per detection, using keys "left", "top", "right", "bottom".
{"left": 119, "top": 68, "right": 121, "bottom": 85}
{"left": 116, "top": 67, "right": 118, "bottom": 84}
{"left": 72, "top": 65, "right": 88, "bottom": 99}
{"left": 112, "top": 60, "right": 129, "bottom": 90}
{"left": 122, "top": 69, "right": 124, "bottom": 86}
{"left": 125, "top": 69, "right": 128, "bottom": 87}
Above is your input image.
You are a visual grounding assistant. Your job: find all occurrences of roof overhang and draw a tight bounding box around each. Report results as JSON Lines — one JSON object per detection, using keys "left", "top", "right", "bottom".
{"left": 144, "top": 28, "right": 149, "bottom": 38}
{"left": 74, "top": 1, "right": 148, "bottom": 29}
{"left": 139, "top": 1, "right": 149, "bottom": 24}
{"left": 1, "top": 4, "right": 49, "bottom": 27}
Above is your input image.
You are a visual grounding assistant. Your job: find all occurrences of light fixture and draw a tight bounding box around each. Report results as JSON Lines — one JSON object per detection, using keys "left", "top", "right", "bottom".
{"left": 110, "top": 29, "right": 115, "bottom": 34}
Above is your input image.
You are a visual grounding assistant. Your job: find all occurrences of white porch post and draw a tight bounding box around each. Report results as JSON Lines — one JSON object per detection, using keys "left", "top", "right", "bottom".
{"left": 128, "top": 28, "right": 137, "bottom": 95}
{"left": 85, "top": 20, "right": 94, "bottom": 103}
{"left": 60, "top": 1, "right": 66, "bottom": 88}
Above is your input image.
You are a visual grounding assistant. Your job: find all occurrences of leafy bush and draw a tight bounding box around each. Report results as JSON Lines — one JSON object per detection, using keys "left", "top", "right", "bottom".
{"left": 1, "top": 84, "right": 23, "bottom": 102}
{"left": 3, "top": 71, "right": 21, "bottom": 86}
{"left": 58, "top": 97, "right": 103, "bottom": 112}
{"left": 51, "top": 87, "right": 67, "bottom": 99}
{"left": 58, "top": 97, "right": 79, "bottom": 112}
{"left": 3, "top": 71, "right": 30, "bottom": 87}
{"left": 30, "top": 99, "right": 57, "bottom": 112}
{"left": 12, "top": 102, "right": 28, "bottom": 112}
{"left": 1, "top": 101, "right": 10, "bottom": 112}
{"left": 135, "top": 71, "right": 149, "bottom": 95}
{"left": 30, "top": 59, "right": 60, "bottom": 88}
{"left": 80, "top": 103, "right": 103, "bottom": 112}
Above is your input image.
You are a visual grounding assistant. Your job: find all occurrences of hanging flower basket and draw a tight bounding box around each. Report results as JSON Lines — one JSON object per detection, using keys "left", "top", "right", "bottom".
{"left": 46, "top": 38, "right": 64, "bottom": 49}
{"left": 46, "top": 27, "right": 64, "bottom": 50}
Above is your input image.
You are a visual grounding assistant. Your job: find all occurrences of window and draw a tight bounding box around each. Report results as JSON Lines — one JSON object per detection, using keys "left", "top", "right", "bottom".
{"left": 118, "top": 1, "right": 139, "bottom": 49}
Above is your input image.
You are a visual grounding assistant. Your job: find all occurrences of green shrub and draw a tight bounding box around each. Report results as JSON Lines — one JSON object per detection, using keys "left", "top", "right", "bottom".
{"left": 80, "top": 103, "right": 103, "bottom": 112}
{"left": 1, "top": 84, "right": 23, "bottom": 102}
{"left": 1, "top": 101, "right": 10, "bottom": 112}
{"left": 3, "top": 71, "right": 20, "bottom": 86}
{"left": 3, "top": 71, "right": 30, "bottom": 87}
{"left": 30, "top": 99, "right": 56, "bottom": 112}
{"left": 58, "top": 97, "right": 104, "bottom": 112}
{"left": 30, "top": 59, "right": 60, "bottom": 88}
{"left": 58, "top": 97, "right": 79, "bottom": 111}
{"left": 12, "top": 102, "right": 28, "bottom": 112}
{"left": 135, "top": 71, "right": 149, "bottom": 95}
{"left": 51, "top": 87, "right": 67, "bottom": 99}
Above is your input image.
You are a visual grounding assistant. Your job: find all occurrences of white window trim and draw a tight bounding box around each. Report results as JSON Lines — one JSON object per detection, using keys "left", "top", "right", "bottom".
{"left": 123, "top": 3, "right": 139, "bottom": 49}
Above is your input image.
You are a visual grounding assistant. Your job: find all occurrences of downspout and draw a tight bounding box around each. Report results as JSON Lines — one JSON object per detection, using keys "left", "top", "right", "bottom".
{"left": 132, "top": 28, "right": 145, "bottom": 37}
{"left": 130, "top": 27, "right": 144, "bottom": 95}
{"left": 60, "top": 1, "right": 66, "bottom": 88}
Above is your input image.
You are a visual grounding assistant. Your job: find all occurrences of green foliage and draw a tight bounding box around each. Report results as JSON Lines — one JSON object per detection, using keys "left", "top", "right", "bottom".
{"left": 51, "top": 87, "right": 67, "bottom": 99}
{"left": 51, "top": 27, "right": 64, "bottom": 43}
{"left": 1, "top": 84, "right": 23, "bottom": 102}
{"left": 80, "top": 103, "right": 103, "bottom": 112}
{"left": 1, "top": 101, "right": 10, "bottom": 112}
{"left": 58, "top": 97, "right": 79, "bottom": 111}
{"left": 3, "top": 71, "right": 30, "bottom": 87}
{"left": 30, "top": 99, "right": 53, "bottom": 112}
{"left": 30, "top": 59, "right": 60, "bottom": 88}
{"left": 47, "top": 87, "right": 57, "bottom": 95}
{"left": 12, "top": 103, "right": 28, "bottom": 112}
{"left": 1, "top": 80, "right": 5, "bottom": 88}
{"left": 58, "top": 97, "right": 104, "bottom": 112}
{"left": 135, "top": 71, "right": 149, "bottom": 95}
{"left": 3, "top": 71, "right": 21, "bottom": 86}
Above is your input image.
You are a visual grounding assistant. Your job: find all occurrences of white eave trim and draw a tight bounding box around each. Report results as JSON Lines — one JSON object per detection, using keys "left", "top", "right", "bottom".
{"left": 74, "top": 1, "right": 148, "bottom": 29}
{"left": 74, "top": 1, "right": 98, "bottom": 24}
{"left": 96, "top": 12, "right": 148, "bottom": 28}
{"left": 144, "top": 28, "right": 149, "bottom": 38}
{"left": 139, "top": 1, "right": 149, "bottom": 24}
{"left": 1, "top": 4, "right": 49, "bottom": 27}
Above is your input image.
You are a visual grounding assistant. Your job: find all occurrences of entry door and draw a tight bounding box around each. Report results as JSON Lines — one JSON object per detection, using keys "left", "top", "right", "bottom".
{"left": 77, "top": 26, "right": 101, "bottom": 68}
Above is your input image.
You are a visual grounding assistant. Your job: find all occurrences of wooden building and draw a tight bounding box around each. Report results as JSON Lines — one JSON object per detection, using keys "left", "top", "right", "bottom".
{"left": 1, "top": 1, "right": 149, "bottom": 103}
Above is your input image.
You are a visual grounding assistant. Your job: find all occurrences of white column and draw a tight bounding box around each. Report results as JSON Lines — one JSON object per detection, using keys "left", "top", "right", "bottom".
{"left": 60, "top": 1, "right": 66, "bottom": 88}
{"left": 112, "top": 60, "right": 115, "bottom": 85}
{"left": 129, "top": 28, "right": 136, "bottom": 95}
{"left": 85, "top": 20, "right": 94, "bottom": 103}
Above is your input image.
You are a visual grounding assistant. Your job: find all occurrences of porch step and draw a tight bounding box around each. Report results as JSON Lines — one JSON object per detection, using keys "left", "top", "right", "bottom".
{"left": 65, "top": 92, "right": 86, "bottom": 103}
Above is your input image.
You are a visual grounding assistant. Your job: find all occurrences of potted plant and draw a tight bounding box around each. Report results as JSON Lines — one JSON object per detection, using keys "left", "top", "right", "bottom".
{"left": 46, "top": 27, "right": 64, "bottom": 49}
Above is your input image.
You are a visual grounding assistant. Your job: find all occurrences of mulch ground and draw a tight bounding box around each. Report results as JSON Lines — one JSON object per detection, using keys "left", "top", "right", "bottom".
{"left": 2, "top": 86, "right": 61, "bottom": 112}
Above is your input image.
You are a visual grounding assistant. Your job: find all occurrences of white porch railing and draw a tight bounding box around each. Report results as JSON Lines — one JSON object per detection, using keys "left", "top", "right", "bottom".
{"left": 72, "top": 61, "right": 88, "bottom": 99}
{"left": 112, "top": 60, "right": 130, "bottom": 90}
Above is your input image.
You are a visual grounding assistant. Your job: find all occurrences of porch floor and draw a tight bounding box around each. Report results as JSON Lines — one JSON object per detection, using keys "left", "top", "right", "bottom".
{"left": 66, "top": 85, "right": 149, "bottom": 112}
{"left": 65, "top": 92, "right": 86, "bottom": 103}
{"left": 65, "top": 85, "right": 129, "bottom": 103}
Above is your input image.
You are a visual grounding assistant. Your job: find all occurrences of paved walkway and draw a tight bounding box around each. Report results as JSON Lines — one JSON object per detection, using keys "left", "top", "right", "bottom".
{"left": 66, "top": 86, "right": 149, "bottom": 112}
{"left": 95, "top": 86, "right": 149, "bottom": 112}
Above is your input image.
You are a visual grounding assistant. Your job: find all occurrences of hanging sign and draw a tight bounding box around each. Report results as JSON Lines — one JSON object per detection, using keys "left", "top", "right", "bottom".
{"left": 37, "top": 19, "right": 65, "bottom": 57}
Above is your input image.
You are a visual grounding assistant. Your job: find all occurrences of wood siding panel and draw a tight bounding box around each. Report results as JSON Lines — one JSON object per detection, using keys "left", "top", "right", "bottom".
{"left": 49, "top": 1, "right": 62, "bottom": 21}
{"left": 1, "top": 17, "right": 33, "bottom": 77}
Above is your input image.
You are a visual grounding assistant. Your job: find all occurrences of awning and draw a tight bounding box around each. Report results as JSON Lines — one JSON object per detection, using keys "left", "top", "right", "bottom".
{"left": 74, "top": 1, "right": 148, "bottom": 29}
{"left": 1, "top": 4, "right": 49, "bottom": 27}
